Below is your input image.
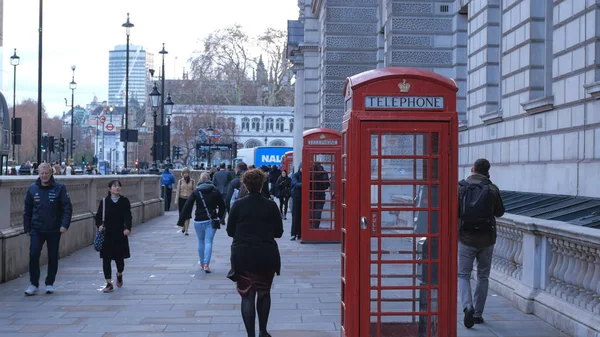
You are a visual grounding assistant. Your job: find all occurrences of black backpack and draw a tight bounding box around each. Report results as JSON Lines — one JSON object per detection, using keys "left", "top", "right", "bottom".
{"left": 458, "top": 179, "right": 494, "bottom": 232}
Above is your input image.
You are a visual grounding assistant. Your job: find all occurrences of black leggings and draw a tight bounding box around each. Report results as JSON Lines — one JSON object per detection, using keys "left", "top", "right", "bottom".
{"left": 103, "top": 258, "right": 124, "bottom": 280}
{"left": 241, "top": 289, "right": 272, "bottom": 337}
{"left": 278, "top": 196, "right": 289, "bottom": 215}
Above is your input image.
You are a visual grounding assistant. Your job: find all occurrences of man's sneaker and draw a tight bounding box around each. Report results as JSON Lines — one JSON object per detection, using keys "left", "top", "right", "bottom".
{"left": 463, "top": 307, "right": 475, "bottom": 329}
{"left": 45, "top": 285, "right": 55, "bottom": 294}
{"left": 473, "top": 316, "right": 484, "bottom": 324}
{"left": 116, "top": 274, "right": 123, "bottom": 288}
{"left": 102, "top": 283, "right": 114, "bottom": 293}
{"left": 24, "top": 284, "right": 38, "bottom": 296}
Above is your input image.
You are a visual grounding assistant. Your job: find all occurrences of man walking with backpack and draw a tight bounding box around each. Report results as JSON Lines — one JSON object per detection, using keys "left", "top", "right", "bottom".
{"left": 458, "top": 158, "right": 505, "bottom": 328}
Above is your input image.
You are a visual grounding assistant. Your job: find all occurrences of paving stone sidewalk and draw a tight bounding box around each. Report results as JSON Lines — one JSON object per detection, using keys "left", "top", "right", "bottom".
{"left": 0, "top": 211, "right": 568, "bottom": 337}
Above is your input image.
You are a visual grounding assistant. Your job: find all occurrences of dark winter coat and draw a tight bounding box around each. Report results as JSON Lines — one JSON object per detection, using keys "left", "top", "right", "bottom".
{"left": 458, "top": 173, "right": 505, "bottom": 248}
{"left": 227, "top": 192, "right": 284, "bottom": 276}
{"left": 179, "top": 183, "right": 226, "bottom": 225}
{"left": 212, "top": 169, "right": 233, "bottom": 196}
{"left": 23, "top": 177, "right": 73, "bottom": 233}
{"left": 95, "top": 196, "right": 132, "bottom": 259}
{"left": 291, "top": 171, "right": 302, "bottom": 199}
{"left": 268, "top": 168, "right": 281, "bottom": 196}
{"left": 276, "top": 175, "right": 292, "bottom": 198}
{"left": 225, "top": 170, "right": 246, "bottom": 211}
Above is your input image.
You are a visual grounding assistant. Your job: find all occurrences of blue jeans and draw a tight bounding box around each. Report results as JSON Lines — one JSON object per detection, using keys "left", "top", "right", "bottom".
{"left": 194, "top": 220, "right": 216, "bottom": 265}
{"left": 29, "top": 231, "right": 62, "bottom": 287}
{"left": 458, "top": 241, "right": 494, "bottom": 318}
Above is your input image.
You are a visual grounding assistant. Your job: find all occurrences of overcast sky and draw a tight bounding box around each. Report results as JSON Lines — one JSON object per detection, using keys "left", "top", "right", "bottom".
{"left": 1, "top": 0, "right": 299, "bottom": 117}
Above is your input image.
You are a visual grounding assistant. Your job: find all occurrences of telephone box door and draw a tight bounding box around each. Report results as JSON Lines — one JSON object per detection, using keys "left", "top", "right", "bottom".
{"left": 359, "top": 121, "right": 452, "bottom": 337}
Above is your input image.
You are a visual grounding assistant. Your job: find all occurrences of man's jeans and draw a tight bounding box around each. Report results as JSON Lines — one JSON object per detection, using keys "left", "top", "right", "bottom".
{"left": 194, "top": 220, "right": 216, "bottom": 265}
{"left": 458, "top": 241, "right": 494, "bottom": 318}
{"left": 29, "top": 231, "right": 62, "bottom": 287}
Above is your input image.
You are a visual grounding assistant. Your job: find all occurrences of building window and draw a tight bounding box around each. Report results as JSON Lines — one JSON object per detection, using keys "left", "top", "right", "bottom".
{"left": 270, "top": 139, "right": 287, "bottom": 146}
{"left": 266, "top": 118, "right": 274, "bottom": 131}
{"left": 241, "top": 118, "right": 250, "bottom": 131}
{"left": 252, "top": 118, "right": 261, "bottom": 132}
{"left": 245, "top": 139, "right": 262, "bottom": 148}
{"left": 289, "top": 118, "right": 294, "bottom": 133}
{"left": 276, "top": 118, "right": 284, "bottom": 132}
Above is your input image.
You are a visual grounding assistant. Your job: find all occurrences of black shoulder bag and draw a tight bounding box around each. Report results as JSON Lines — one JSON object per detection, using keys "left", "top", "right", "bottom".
{"left": 199, "top": 191, "right": 220, "bottom": 229}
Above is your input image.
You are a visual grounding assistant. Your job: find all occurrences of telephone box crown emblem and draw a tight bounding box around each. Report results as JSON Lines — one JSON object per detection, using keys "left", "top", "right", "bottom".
{"left": 320, "top": 134, "right": 326, "bottom": 140}
{"left": 398, "top": 79, "right": 411, "bottom": 93}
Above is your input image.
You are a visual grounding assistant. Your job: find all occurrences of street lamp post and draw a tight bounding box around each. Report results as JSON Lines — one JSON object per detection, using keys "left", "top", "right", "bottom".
{"left": 122, "top": 13, "right": 134, "bottom": 169}
{"left": 164, "top": 93, "right": 174, "bottom": 165}
{"left": 159, "top": 44, "right": 168, "bottom": 128}
{"left": 69, "top": 65, "right": 76, "bottom": 162}
{"left": 10, "top": 48, "right": 20, "bottom": 163}
{"left": 206, "top": 126, "right": 215, "bottom": 167}
{"left": 149, "top": 80, "right": 161, "bottom": 173}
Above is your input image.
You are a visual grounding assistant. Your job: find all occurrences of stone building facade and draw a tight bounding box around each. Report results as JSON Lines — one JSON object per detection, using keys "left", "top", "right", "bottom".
{"left": 288, "top": 0, "right": 599, "bottom": 198}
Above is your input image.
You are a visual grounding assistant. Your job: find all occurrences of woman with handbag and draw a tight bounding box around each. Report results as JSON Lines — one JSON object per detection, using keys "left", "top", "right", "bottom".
{"left": 227, "top": 169, "right": 284, "bottom": 337}
{"left": 95, "top": 180, "right": 132, "bottom": 293}
{"left": 178, "top": 172, "right": 225, "bottom": 273}
{"left": 174, "top": 167, "right": 196, "bottom": 235}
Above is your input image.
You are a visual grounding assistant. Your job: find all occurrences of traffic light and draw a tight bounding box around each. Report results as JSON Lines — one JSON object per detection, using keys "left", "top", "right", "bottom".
{"left": 81, "top": 155, "right": 86, "bottom": 165}
{"left": 135, "top": 161, "right": 139, "bottom": 168}
{"left": 54, "top": 138, "right": 60, "bottom": 152}
{"left": 59, "top": 138, "right": 65, "bottom": 152}
{"left": 232, "top": 141, "right": 238, "bottom": 158}
{"left": 41, "top": 133, "right": 48, "bottom": 152}
{"left": 48, "top": 136, "right": 55, "bottom": 153}
{"left": 72, "top": 139, "right": 78, "bottom": 152}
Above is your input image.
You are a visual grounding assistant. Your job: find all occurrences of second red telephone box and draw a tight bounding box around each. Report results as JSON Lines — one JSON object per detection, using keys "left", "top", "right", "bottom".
{"left": 301, "top": 128, "right": 342, "bottom": 243}
{"left": 281, "top": 151, "right": 294, "bottom": 173}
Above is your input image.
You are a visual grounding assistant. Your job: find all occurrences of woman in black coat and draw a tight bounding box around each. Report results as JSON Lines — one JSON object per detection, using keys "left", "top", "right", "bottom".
{"left": 227, "top": 169, "right": 283, "bottom": 337}
{"left": 95, "top": 180, "right": 132, "bottom": 293}
{"left": 276, "top": 170, "right": 292, "bottom": 219}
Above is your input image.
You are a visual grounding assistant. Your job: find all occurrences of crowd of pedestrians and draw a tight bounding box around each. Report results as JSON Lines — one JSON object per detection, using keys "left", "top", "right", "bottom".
{"left": 19, "top": 156, "right": 505, "bottom": 335}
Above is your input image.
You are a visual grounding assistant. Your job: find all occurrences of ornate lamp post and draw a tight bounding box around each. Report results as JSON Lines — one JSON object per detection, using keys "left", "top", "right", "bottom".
{"left": 122, "top": 13, "right": 134, "bottom": 168}
{"left": 149, "top": 81, "right": 161, "bottom": 173}
{"left": 69, "top": 65, "right": 77, "bottom": 162}
{"left": 10, "top": 48, "right": 20, "bottom": 163}
{"left": 164, "top": 93, "right": 174, "bottom": 167}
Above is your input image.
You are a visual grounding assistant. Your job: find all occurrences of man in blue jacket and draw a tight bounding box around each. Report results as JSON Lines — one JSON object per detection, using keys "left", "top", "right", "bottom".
{"left": 161, "top": 168, "right": 176, "bottom": 211}
{"left": 23, "top": 163, "right": 73, "bottom": 296}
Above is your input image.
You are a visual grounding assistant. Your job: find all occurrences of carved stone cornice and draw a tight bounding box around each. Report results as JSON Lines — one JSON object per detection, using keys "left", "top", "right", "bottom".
{"left": 298, "top": 43, "right": 320, "bottom": 54}
{"left": 479, "top": 109, "right": 503, "bottom": 125}
{"left": 521, "top": 96, "right": 554, "bottom": 115}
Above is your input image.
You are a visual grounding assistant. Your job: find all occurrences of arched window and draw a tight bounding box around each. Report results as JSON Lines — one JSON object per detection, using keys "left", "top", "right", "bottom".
{"left": 276, "top": 118, "right": 284, "bottom": 132}
{"left": 241, "top": 117, "right": 250, "bottom": 131}
{"left": 245, "top": 139, "right": 262, "bottom": 148}
{"left": 265, "top": 118, "right": 274, "bottom": 131}
{"left": 252, "top": 117, "right": 261, "bottom": 132}
{"left": 289, "top": 118, "right": 294, "bottom": 133}
{"left": 269, "top": 139, "right": 287, "bottom": 146}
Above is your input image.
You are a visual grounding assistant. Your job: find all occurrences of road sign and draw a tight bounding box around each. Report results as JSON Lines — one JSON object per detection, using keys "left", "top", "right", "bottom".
{"left": 100, "top": 116, "right": 106, "bottom": 123}
{"left": 208, "top": 129, "right": 221, "bottom": 142}
{"left": 106, "top": 123, "right": 114, "bottom": 131}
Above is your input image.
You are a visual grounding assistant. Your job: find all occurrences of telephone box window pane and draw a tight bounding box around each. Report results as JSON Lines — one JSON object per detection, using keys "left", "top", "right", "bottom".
{"left": 380, "top": 211, "right": 415, "bottom": 235}
{"left": 371, "top": 237, "right": 379, "bottom": 261}
{"left": 431, "top": 314, "right": 439, "bottom": 337}
{"left": 381, "top": 237, "right": 418, "bottom": 260}
{"left": 430, "top": 263, "right": 439, "bottom": 286}
{"left": 432, "top": 158, "right": 439, "bottom": 181}
{"left": 414, "top": 210, "right": 428, "bottom": 235}
{"left": 371, "top": 159, "right": 378, "bottom": 180}
{"left": 379, "top": 316, "right": 427, "bottom": 335}
{"left": 381, "top": 289, "right": 421, "bottom": 313}
{"left": 430, "top": 211, "right": 439, "bottom": 234}
{"left": 371, "top": 185, "right": 379, "bottom": 206}
{"left": 371, "top": 134, "right": 378, "bottom": 155}
{"left": 382, "top": 133, "right": 427, "bottom": 156}
{"left": 430, "top": 185, "right": 439, "bottom": 208}
{"left": 381, "top": 184, "right": 427, "bottom": 208}
{"left": 431, "top": 289, "right": 438, "bottom": 312}
{"left": 431, "top": 132, "right": 439, "bottom": 155}
{"left": 380, "top": 263, "right": 417, "bottom": 287}
{"left": 381, "top": 159, "right": 427, "bottom": 181}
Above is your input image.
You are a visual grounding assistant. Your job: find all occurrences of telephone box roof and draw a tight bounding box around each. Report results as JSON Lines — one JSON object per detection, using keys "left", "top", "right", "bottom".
{"left": 344, "top": 67, "right": 458, "bottom": 93}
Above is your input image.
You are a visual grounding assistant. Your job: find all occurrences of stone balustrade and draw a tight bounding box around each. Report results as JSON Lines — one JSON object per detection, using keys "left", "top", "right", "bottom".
{"left": 0, "top": 175, "right": 164, "bottom": 283}
{"left": 489, "top": 214, "right": 600, "bottom": 336}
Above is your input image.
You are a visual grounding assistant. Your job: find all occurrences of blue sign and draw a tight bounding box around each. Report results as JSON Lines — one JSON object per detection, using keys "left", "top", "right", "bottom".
{"left": 255, "top": 147, "right": 292, "bottom": 167}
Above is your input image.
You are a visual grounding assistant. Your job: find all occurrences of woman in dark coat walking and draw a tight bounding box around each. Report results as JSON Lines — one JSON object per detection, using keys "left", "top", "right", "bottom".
{"left": 227, "top": 169, "right": 284, "bottom": 337}
{"left": 95, "top": 180, "right": 132, "bottom": 293}
{"left": 276, "top": 170, "right": 292, "bottom": 219}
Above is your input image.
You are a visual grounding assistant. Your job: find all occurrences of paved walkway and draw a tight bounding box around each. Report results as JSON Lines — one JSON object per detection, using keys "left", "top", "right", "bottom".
{"left": 0, "top": 211, "right": 568, "bottom": 337}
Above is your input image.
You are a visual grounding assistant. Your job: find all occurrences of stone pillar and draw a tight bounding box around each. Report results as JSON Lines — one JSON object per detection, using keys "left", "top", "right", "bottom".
{"left": 293, "top": 64, "right": 305, "bottom": 170}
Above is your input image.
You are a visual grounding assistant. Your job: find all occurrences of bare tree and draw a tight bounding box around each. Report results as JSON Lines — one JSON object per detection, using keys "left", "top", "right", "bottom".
{"left": 257, "top": 28, "right": 294, "bottom": 106}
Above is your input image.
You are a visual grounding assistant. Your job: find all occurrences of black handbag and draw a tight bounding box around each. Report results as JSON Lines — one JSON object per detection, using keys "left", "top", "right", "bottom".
{"left": 199, "top": 191, "right": 220, "bottom": 229}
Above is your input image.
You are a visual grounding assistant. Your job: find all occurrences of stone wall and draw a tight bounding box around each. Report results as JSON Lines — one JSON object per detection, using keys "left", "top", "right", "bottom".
{"left": 0, "top": 175, "right": 164, "bottom": 283}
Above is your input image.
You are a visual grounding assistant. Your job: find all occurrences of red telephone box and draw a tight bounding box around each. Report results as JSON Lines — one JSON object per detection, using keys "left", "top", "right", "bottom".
{"left": 281, "top": 151, "right": 294, "bottom": 173}
{"left": 301, "top": 128, "right": 342, "bottom": 243}
{"left": 340, "top": 68, "right": 458, "bottom": 337}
